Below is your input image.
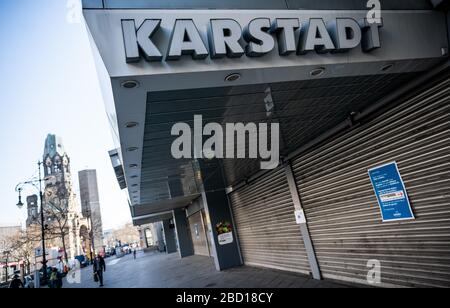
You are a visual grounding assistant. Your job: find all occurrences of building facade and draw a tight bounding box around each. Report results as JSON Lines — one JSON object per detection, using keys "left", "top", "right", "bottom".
{"left": 79, "top": 169, "right": 104, "bottom": 253}
{"left": 27, "top": 134, "right": 91, "bottom": 261}
{"left": 0, "top": 226, "right": 21, "bottom": 242}
{"left": 84, "top": 0, "right": 450, "bottom": 287}
{"left": 25, "top": 195, "right": 38, "bottom": 227}
{"left": 0, "top": 226, "right": 21, "bottom": 282}
{"left": 138, "top": 222, "right": 165, "bottom": 251}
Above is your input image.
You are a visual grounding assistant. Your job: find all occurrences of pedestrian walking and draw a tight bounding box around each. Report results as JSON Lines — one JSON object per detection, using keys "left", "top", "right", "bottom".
{"left": 49, "top": 268, "right": 58, "bottom": 288}
{"left": 56, "top": 269, "right": 63, "bottom": 288}
{"left": 133, "top": 249, "right": 137, "bottom": 260}
{"left": 93, "top": 254, "right": 106, "bottom": 287}
{"left": 9, "top": 275, "right": 24, "bottom": 288}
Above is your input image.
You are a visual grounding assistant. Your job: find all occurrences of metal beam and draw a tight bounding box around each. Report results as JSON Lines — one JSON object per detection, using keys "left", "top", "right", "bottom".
{"left": 284, "top": 162, "right": 322, "bottom": 280}
{"left": 132, "top": 211, "right": 173, "bottom": 226}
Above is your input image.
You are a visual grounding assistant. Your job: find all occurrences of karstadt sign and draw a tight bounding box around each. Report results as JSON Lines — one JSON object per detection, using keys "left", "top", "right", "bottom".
{"left": 121, "top": 17, "right": 382, "bottom": 62}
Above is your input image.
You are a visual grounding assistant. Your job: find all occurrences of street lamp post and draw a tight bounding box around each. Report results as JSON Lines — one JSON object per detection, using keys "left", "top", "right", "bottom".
{"left": 15, "top": 161, "right": 48, "bottom": 286}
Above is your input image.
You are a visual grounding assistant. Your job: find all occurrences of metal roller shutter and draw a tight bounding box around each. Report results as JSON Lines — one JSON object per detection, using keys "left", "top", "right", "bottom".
{"left": 230, "top": 167, "right": 310, "bottom": 274}
{"left": 292, "top": 75, "right": 450, "bottom": 288}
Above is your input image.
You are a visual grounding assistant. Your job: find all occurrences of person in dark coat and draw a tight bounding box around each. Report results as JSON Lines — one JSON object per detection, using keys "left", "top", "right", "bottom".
{"left": 9, "top": 275, "right": 24, "bottom": 288}
{"left": 93, "top": 254, "right": 106, "bottom": 287}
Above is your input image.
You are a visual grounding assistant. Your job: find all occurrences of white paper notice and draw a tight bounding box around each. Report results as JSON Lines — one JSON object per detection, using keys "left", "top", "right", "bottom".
{"left": 295, "top": 210, "right": 306, "bottom": 225}
{"left": 218, "top": 232, "right": 234, "bottom": 246}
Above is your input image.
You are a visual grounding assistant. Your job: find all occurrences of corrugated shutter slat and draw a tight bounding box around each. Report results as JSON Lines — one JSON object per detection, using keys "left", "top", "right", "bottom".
{"left": 292, "top": 76, "right": 450, "bottom": 288}
{"left": 230, "top": 167, "right": 310, "bottom": 274}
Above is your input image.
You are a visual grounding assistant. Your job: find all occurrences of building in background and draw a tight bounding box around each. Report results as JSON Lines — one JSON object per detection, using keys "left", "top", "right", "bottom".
{"left": 138, "top": 222, "right": 164, "bottom": 251}
{"left": 0, "top": 225, "right": 21, "bottom": 282}
{"left": 26, "top": 195, "right": 38, "bottom": 227}
{"left": 102, "top": 229, "right": 114, "bottom": 249}
{"left": 26, "top": 134, "right": 91, "bottom": 261}
{"left": 103, "top": 224, "right": 142, "bottom": 254}
{"left": 0, "top": 226, "right": 21, "bottom": 242}
{"left": 79, "top": 169, "right": 104, "bottom": 254}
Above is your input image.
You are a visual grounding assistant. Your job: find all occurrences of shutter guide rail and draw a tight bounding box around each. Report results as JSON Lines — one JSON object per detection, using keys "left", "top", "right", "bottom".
{"left": 284, "top": 162, "right": 322, "bottom": 280}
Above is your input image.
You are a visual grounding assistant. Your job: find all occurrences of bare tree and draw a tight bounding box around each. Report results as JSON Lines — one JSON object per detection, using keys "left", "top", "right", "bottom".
{"left": 45, "top": 198, "right": 70, "bottom": 262}
{"left": 6, "top": 230, "right": 38, "bottom": 275}
{"left": 0, "top": 237, "right": 9, "bottom": 255}
{"left": 0, "top": 231, "right": 21, "bottom": 281}
{"left": 113, "top": 223, "right": 140, "bottom": 245}
{"left": 27, "top": 211, "right": 69, "bottom": 254}
{"left": 0, "top": 237, "right": 12, "bottom": 264}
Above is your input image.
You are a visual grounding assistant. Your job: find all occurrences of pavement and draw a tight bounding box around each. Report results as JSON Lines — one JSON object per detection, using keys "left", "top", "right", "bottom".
{"left": 63, "top": 251, "right": 351, "bottom": 288}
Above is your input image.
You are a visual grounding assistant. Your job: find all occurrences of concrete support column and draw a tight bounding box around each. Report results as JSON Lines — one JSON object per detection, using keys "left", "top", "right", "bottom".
{"left": 173, "top": 208, "right": 194, "bottom": 258}
{"left": 198, "top": 159, "right": 243, "bottom": 271}
{"left": 162, "top": 219, "right": 177, "bottom": 254}
{"left": 284, "top": 162, "right": 322, "bottom": 280}
{"left": 155, "top": 222, "right": 165, "bottom": 252}
{"left": 139, "top": 228, "right": 147, "bottom": 248}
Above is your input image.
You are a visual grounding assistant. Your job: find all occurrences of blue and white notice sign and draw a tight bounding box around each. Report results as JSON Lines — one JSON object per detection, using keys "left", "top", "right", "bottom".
{"left": 368, "top": 162, "right": 415, "bottom": 222}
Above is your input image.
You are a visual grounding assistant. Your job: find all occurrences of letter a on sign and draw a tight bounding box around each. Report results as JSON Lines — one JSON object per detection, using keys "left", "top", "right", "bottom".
{"left": 167, "top": 19, "right": 209, "bottom": 60}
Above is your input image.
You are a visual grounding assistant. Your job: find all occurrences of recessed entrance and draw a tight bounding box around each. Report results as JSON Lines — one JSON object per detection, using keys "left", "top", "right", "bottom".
{"left": 188, "top": 210, "right": 212, "bottom": 257}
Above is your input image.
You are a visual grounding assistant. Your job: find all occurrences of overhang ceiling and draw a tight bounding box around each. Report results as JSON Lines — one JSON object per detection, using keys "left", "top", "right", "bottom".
{"left": 132, "top": 194, "right": 200, "bottom": 224}
{"left": 134, "top": 194, "right": 201, "bottom": 216}
{"left": 133, "top": 212, "right": 174, "bottom": 226}
{"left": 142, "top": 70, "right": 420, "bottom": 196}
